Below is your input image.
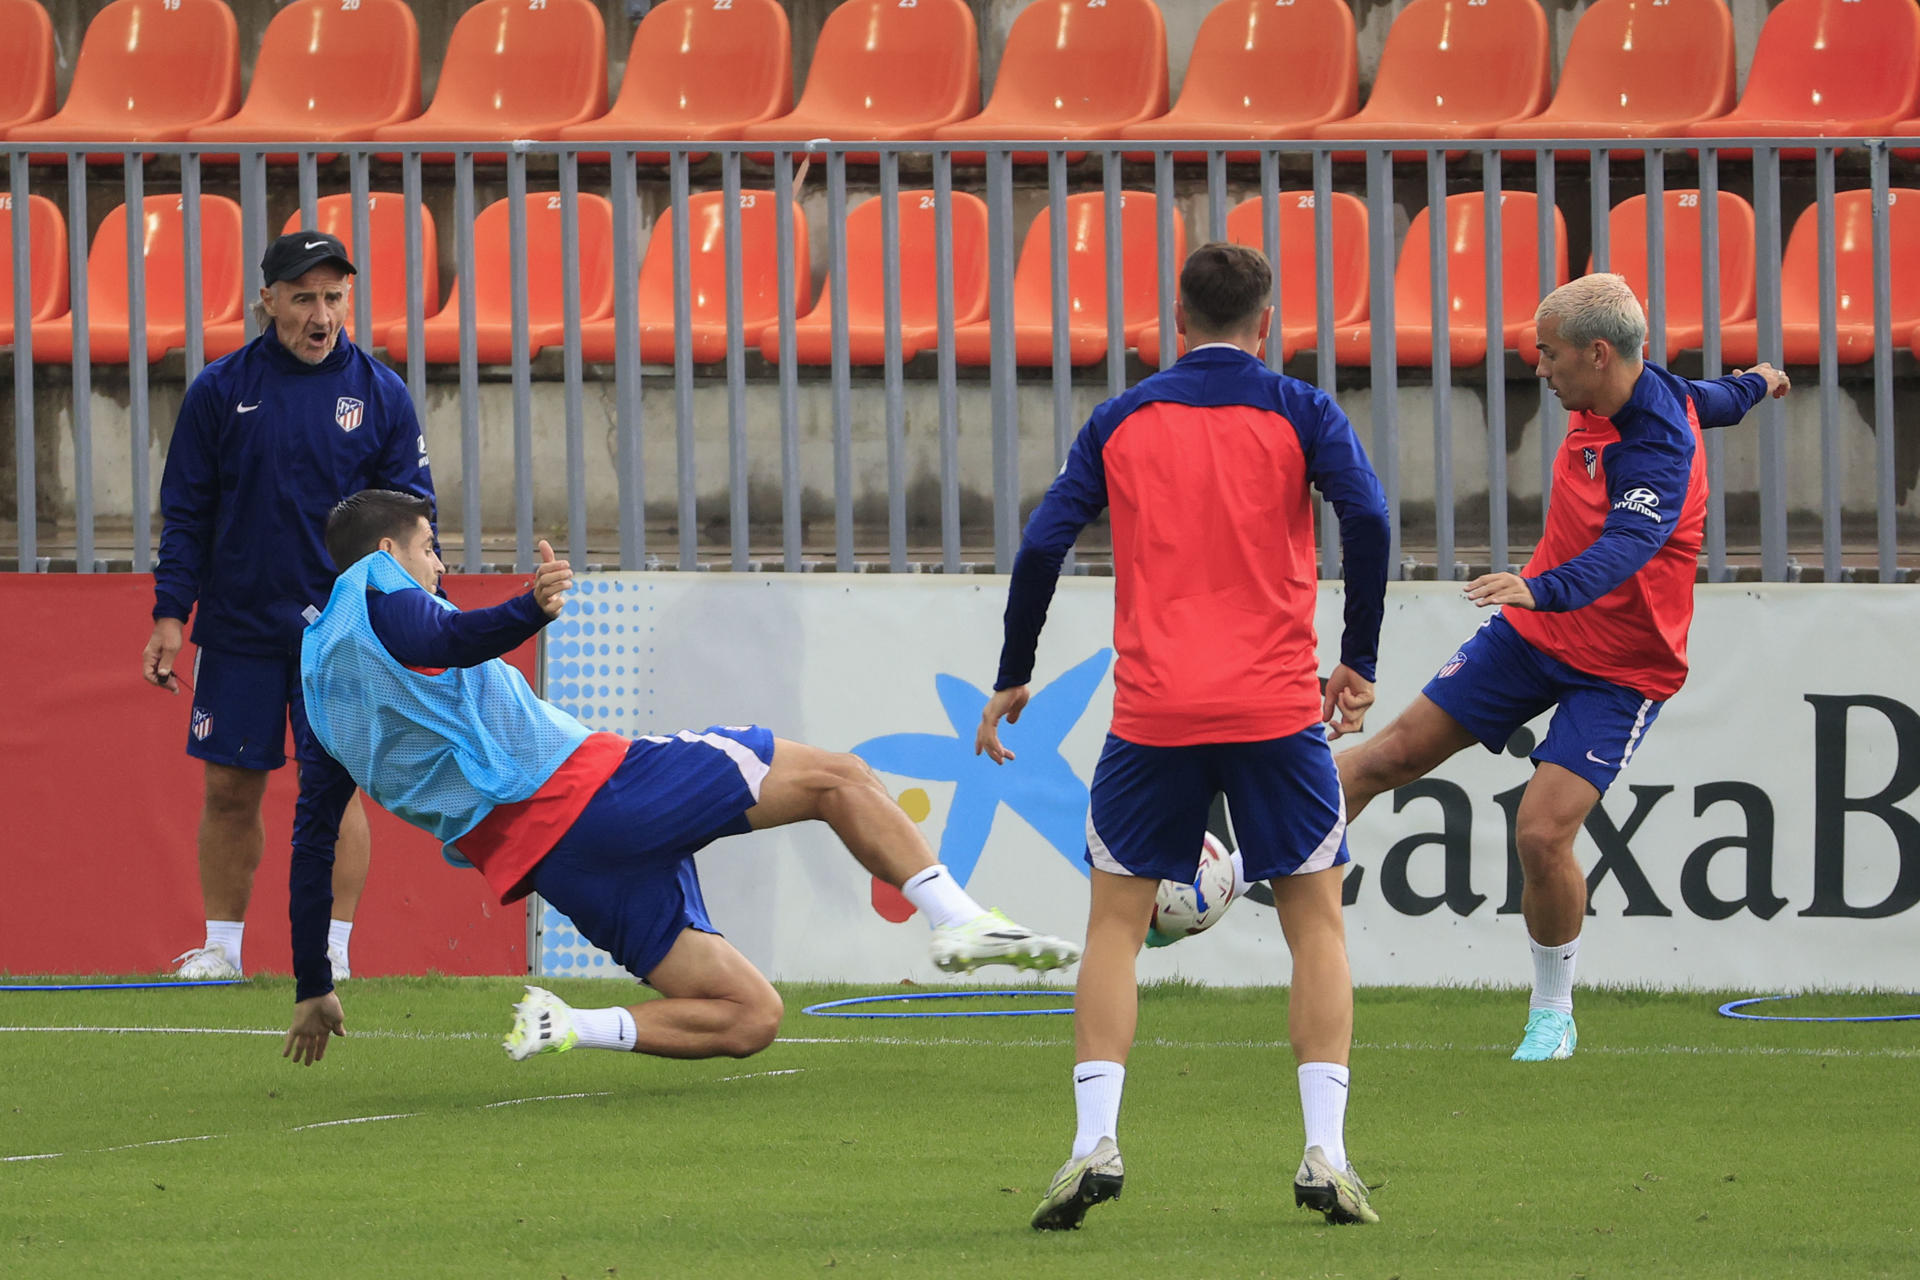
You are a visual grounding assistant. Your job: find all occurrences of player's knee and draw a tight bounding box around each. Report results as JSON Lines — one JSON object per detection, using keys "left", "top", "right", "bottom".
{"left": 204, "top": 766, "right": 266, "bottom": 816}
{"left": 725, "top": 987, "right": 785, "bottom": 1058}
{"left": 1513, "top": 815, "right": 1574, "bottom": 870}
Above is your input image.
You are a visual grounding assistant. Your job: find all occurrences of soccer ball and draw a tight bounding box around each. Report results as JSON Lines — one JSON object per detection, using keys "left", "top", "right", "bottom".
{"left": 1150, "top": 833, "right": 1239, "bottom": 942}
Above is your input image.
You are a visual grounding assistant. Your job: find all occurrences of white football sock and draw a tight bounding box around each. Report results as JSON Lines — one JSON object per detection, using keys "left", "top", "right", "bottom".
{"left": 1297, "top": 1061, "right": 1351, "bottom": 1170}
{"left": 205, "top": 920, "right": 244, "bottom": 973}
{"left": 327, "top": 918, "right": 353, "bottom": 964}
{"left": 1070, "top": 1060, "right": 1126, "bottom": 1159}
{"left": 1227, "top": 847, "right": 1252, "bottom": 899}
{"left": 900, "top": 865, "right": 988, "bottom": 930}
{"left": 1529, "top": 934, "right": 1579, "bottom": 1016}
{"left": 570, "top": 1005, "right": 638, "bottom": 1052}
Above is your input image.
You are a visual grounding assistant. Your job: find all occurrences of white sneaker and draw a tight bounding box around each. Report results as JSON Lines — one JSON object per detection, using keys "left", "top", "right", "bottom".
{"left": 503, "top": 985, "right": 579, "bottom": 1061}
{"left": 172, "top": 944, "right": 242, "bottom": 980}
{"left": 1293, "top": 1145, "right": 1380, "bottom": 1225}
{"left": 327, "top": 944, "right": 351, "bottom": 982}
{"left": 929, "top": 909, "right": 1083, "bottom": 973}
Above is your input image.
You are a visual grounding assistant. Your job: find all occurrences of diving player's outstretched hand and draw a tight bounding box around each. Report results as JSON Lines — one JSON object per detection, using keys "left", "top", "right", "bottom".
{"left": 1734, "top": 363, "right": 1791, "bottom": 399}
{"left": 533, "top": 539, "right": 573, "bottom": 618}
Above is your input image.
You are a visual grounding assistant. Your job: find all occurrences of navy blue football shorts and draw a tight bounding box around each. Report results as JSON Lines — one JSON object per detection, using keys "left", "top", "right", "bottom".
{"left": 532, "top": 725, "right": 776, "bottom": 982}
{"left": 1085, "top": 723, "right": 1348, "bottom": 883}
{"left": 186, "top": 646, "right": 315, "bottom": 772}
{"left": 1421, "top": 612, "right": 1664, "bottom": 794}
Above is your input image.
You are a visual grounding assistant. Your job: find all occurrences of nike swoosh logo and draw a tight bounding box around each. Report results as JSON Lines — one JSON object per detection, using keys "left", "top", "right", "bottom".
{"left": 304, "top": 240, "right": 328, "bottom": 250}
{"left": 1331, "top": 1078, "right": 1348, "bottom": 1090}
{"left": 236, "top": 402, "right": 261, "bottom": 414}
{"left": 1585, "top": 750, "right": 1613, "bottom": 767}
{"left": 1074, "top": 1074, "right": 1100, "bottom": 1084}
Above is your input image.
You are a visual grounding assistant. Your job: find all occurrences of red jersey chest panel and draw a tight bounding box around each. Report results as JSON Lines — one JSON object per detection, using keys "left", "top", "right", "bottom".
{"left": 1101, "top": 400, "right": 1325, "bottom": 746}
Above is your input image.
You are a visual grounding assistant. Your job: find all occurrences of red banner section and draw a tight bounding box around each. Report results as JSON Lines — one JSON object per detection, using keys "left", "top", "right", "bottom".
{"left": 0, "top": 573, "right": 536, "bottom": 979}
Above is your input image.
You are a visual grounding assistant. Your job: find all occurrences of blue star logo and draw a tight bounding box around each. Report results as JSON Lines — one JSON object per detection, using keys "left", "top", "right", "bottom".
{"left": 851, "top": 649, "right": 1112, "bottom": 883}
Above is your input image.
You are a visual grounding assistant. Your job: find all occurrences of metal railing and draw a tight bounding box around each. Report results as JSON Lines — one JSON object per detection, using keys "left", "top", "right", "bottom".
{"left": 3, "top": 138, "right": 1915, "bottom": 582}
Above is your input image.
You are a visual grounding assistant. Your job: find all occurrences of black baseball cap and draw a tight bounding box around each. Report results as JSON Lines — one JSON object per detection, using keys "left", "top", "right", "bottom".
{"left": 260, "top": 230, "right": 356, "bottom": 286}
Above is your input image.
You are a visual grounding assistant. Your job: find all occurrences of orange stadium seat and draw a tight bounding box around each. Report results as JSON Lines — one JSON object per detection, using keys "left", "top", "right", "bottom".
{"left": 385, "top": 193, "right": 613, "bottom": 364}
{"left": 0, "top": 0, "right": 56, "bottom": 135}
{"left": 1719, "top": 189, "right": 1920, "bottom": 366}
{"left": 31, "top": 195, "right": 244, "bottom": 364}
{"left": 0, "top": 194, "right": 69, "bottom": 345}
{"left": 204, "top": 193, "right": 439, "bottom": 358}
{"left": 7, "top": 0, "right": 239, "bottom": 155}
{"left": 1683, "top": 0, "right": 1920, "bottom": 148}
{"left": 739, "top": 0, "right": 978, "bottom": 151}
{"left": 1516, "top": 191, "right": 1756, "bottom": 365}
{"left": 1495, "top": 0, "right": 1735, "bottom": 145}
{"left": 559, "top": 0, "right": 790, "bottom": 154}
{"left": 761, "top": 190, "right": 988, "bottom": 365}
{"left": 185, "top": 0, "right": 420, "bottom": 156}
{"left": 951, "top": 192, "right": 1184, "bottom": 367}
{"left": 580, "top": 191, "right": 810, "bottom": 365}
{"left": 369, "top": 0, "right": 606, "bottom": 157}
{"left": 933, "top": 0, "right": 1168, "bottom": 156}
{"left": 1333, "top": 191, "right": 1567, "bottom": 367}
{"left": 1896, "top": 116, "right": 1920, "bottom": 158}
{"left": 1135, "top": 191, "right": 1369, "bottom": 367}
{"left": 1120, "top": 0, "right": 1358, "bottom": 155}
{"left": 1311, "top": 0, "right": 1550, "bottom": 148}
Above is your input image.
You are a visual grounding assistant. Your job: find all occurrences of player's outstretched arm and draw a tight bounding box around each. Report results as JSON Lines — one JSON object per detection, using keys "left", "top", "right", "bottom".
{"left": 284, "top": 992, "right": 346, "bottom": 1066}
{"left": 1464, "top": 571, "right": 1537, "bottom": 610}
{"left": 976, "top": 685, "right": 1030, "bottom": 764}
{"left": 1733, "top": 363, "right": 1791, "bottom": 400}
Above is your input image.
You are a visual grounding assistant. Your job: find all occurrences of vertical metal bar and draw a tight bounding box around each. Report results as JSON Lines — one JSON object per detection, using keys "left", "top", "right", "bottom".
{"left": 9, "top": 155, "right": 33, "bottom": 570}
{"left": 1537, "top": 150, "right": 1559, "bottom": 526}
{"left": 1870, "top": 144, "right": 1897, "bottom": 581}
{"left": 774, "top": 150, "right": 801, "bottom": 571}
{"left": 126, "top": 153, "right": 152, "bottom": 572}
{"left": 721, "top": 153, "right": 748, "bottom": 572}
{"left": 1102, "top": 152, "right": 1125, "bottom": 397}
{"left": 1753, "top": 146, "right": 1787, "bottom": 581}
{"left": 180, "top": 154, "right": 204, "bottom": 382}
{"left": 401, "top": 153, "right": 426, "bottom": 421}
{"left": 612, "top": 147, "right": 645, "bottom": 570}
{"left": 1589, "top": 148, "right": 1610, "bottom": 272}
{"left": 1700, "top": 148, "right": 1726, "bottom": 581}
{"left": 1206, "top": 150, "right": 1227, "bottom": 242}
{"left": 241, "top": 150, "right": 268, "bottom": 341}
{"left": 506, "top": 151, "right": 533, "bottom": 572}
{"left": 1047, "top": 150, "right": 1071, "bottom": 459}
{"left": 66, "top": 159, "right": 93, "bottom": 571}
{"left": 297, "top": 151, "right": 319, "bottom": 230}
{"left": 934, "top": 154, "right": 961, "bottom": 574}
{"left": 1484, "top": 148, "right": 1507, "bottom": 573}
{"left": 1261, "top": 150, "right": 1282, "bottom": 374}
{"left": 1155, "top": 150, "right": 1176, "bottom": 367}
{"left": 348, "top": 151, "right": 373, "bottom": 354}
{"left": 987, "top": 149, "right": 1019, "bottom": 572}
{"left": 452, "top": 151, "right": 481, "bottom": 572}
{"left": 670, "top": 151, "right": 697, "bottom": 570}
{"left": 826, "top": 153, "right": 853, "bottom": 571}
{"left": 1366, "top": 148, "right": 1400, "bottom": 576}
{"left": 881, "top": 151, "right": 907, "bottom": 573}
{"left": 1313, "top": 149, "right": 1339, "bottom": 581}
{"left": 1427, "top": 151, "right": 1453, "bottom": 581}
{"left": 1644, "top": 151, "right": 1666, "bottom": 367}
{"left": 1813, "top": 147, "right": 1841, "bottom": 582}
{"left": 559, "top": 154, "right": 587, "bottom": 565}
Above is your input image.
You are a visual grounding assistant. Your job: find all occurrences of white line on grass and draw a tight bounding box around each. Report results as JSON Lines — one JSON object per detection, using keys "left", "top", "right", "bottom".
{"left": 482, "top": 1092, "right": 614, "bottom": 1108}
{"left": 1, "top": 1134, "right": 221, "bottom": 1163}
{"left": 0, "top": 1025, "right": 490, "bottom": 1041}
{"left": 288, "top": 1113, "right": 423, "bottom": 1132}
{"left": 715, "top": 1068, "right": 805, "bottom": 1083}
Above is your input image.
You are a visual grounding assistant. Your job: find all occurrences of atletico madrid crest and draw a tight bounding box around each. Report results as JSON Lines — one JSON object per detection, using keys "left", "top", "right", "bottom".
{"left": 335, "top": 397, "right": 365, "bottom": 433}
{"left": 1582, "top": 447, "right": 1597, "bottom": 478}
{"left": 191, "top": 707, "right": 213, "bottom": 741}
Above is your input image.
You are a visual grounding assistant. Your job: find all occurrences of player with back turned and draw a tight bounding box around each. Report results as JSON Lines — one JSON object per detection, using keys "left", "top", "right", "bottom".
{"left": 1336, "top": 273, "right": 1791, "bottom": 1063}
{"left": 976, "top": 243, "right": 1392, "bottom": 1231}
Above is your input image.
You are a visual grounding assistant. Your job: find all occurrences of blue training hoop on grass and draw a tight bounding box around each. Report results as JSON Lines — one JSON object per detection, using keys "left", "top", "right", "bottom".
{"left": 1716, "top": 994, "right": 1920, "bottom": 1023}
{"left": 0, "top": 990, "right": 247, "bottom": 997}
{"left": 802, "top": 990, "right": 1073, "bottom": 1019}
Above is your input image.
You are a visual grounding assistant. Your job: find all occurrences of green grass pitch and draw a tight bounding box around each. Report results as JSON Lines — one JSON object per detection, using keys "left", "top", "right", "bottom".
{"left": 3, "top": 978, "right": 1915, "bottom": 1279}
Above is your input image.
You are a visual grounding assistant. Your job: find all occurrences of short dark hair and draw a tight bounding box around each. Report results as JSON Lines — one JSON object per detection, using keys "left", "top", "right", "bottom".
{"left": 324, "top": 489, "right": 435, "bottom": 571}
{"left": 1180, "top": 242, "right": 1272, "bottom": 334}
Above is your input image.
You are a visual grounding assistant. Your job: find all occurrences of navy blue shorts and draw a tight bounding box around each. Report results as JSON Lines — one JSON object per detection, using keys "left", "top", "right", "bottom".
{"left": 531, "top": 725, "right": 776, "bottom": 981}
{"left": 1085, "top": 724, "right": 1348, "bottom": 883}
{"left": 187, "top": 647, "right": 312, "bottom": 771}
{"left": 1422, "top": 612, "right": 1664, "bottom": 794}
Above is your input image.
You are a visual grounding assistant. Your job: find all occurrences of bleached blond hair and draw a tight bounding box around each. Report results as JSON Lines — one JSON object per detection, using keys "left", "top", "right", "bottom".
{"left": 1534, "top": 272, "right": 1647, "bottom": 357}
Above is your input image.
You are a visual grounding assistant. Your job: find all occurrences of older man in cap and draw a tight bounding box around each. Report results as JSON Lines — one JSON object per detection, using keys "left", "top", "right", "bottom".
{"left": 141, "top": 230, "right": 437, "bottom": 984}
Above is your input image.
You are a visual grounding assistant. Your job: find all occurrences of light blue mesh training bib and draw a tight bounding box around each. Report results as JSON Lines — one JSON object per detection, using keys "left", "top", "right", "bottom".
{"left": 300, "top": 551, "right": 590, "bottom": 859}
